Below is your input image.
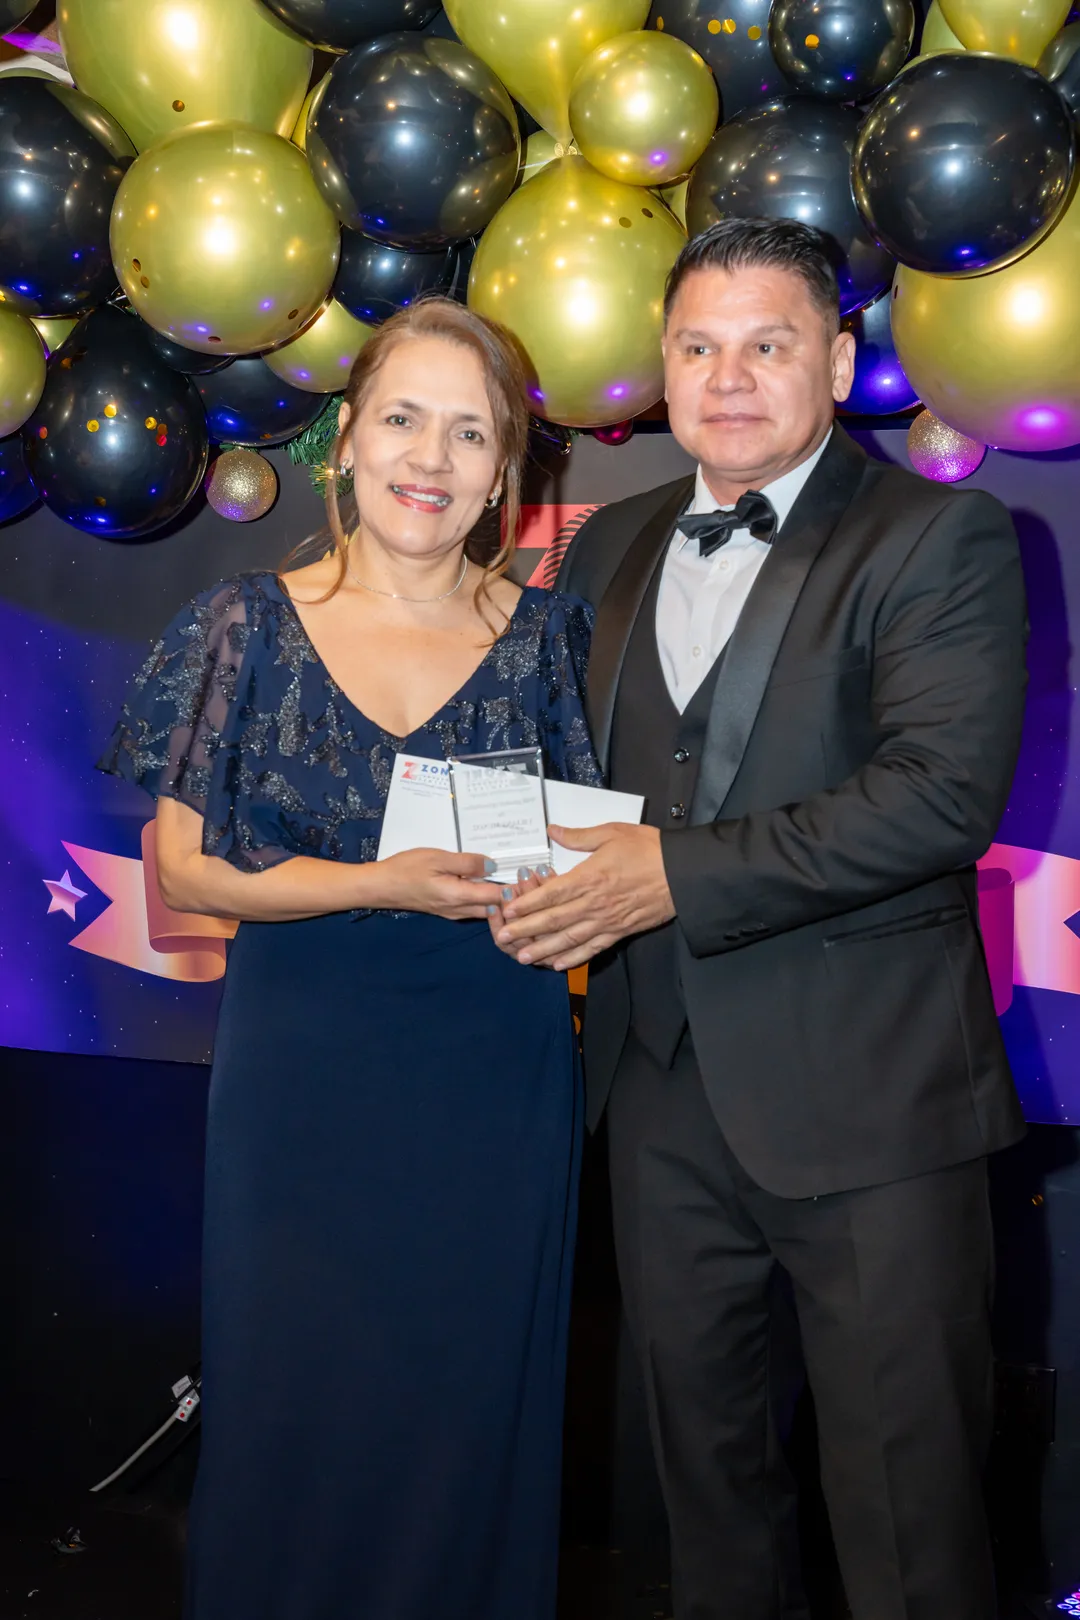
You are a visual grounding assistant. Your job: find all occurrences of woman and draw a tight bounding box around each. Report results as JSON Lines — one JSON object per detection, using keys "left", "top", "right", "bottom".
{"left": 100, "top": 299, "right": 600, "bottom": 1620}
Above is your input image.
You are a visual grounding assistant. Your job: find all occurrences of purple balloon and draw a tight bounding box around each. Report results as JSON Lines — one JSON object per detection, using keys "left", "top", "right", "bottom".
{"left": 840, "top": 290, "right": 919, "bottom": 416}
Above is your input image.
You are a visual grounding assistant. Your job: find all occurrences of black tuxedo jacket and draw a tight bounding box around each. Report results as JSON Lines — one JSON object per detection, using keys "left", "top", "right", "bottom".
{"left": 558, "top": 426, "right": 1028, "bottom": 1197}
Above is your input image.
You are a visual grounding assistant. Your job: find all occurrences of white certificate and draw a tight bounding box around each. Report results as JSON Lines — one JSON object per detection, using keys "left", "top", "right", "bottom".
{"left": 377, "top": 753, "right": 644, "bottom": 875}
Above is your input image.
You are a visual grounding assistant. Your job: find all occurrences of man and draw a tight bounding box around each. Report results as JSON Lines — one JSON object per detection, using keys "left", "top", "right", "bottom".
{"left": 497, "top": 218, "right": 1027, "bottom": 1620}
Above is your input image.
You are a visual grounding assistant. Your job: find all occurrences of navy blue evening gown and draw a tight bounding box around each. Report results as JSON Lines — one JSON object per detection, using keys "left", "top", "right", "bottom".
{"left": 101, "top": 573, "right": 601, "bottom": 1620}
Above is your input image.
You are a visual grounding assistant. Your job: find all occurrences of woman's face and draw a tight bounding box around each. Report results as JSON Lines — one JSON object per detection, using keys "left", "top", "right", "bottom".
{"left": 342, "top": 335, "right": 502, "bottom": 561}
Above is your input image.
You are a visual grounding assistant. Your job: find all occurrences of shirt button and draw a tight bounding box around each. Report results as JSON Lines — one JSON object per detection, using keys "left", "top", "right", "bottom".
{"left": 674, "top": 748, "right": 690, "bottom": 764}
{"left": 692, "top": 645, "right": 703, "bottom": 658}
{"left": 718, "top": 559, "right": 730, "bottom": 571}
{"left": 669, "top": 803, "right": 687, "bottom": 820}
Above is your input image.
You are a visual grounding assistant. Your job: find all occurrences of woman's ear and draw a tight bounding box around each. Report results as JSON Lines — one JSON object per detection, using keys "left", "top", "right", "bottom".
{"left": 337, "top": 404, "right": 354, "bottom": 471}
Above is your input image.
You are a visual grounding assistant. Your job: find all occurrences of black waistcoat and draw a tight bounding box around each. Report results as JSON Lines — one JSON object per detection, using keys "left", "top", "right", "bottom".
{"left": 609, "top": 551, "right": 725, "bottom": 1068}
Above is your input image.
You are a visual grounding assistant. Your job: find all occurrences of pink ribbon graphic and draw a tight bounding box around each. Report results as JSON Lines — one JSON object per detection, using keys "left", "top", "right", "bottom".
{"left": 53, "top": 823, "right": 1077, "bottom": 1007}
{"left": 978, "top": 843, "right": 1080, "bottom": 1010}
{"left": 63, "top": 823, "right": 237, "bottom": 982}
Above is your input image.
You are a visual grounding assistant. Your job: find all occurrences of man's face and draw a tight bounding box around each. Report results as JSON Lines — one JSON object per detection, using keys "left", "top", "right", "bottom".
{"left": 662, "top": 263, "right": 855, "bottom": 493}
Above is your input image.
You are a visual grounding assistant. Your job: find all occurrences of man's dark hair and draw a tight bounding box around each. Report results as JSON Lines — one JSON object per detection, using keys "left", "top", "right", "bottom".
{"left": 664, "top": 217, "right": 841, "bottom": 334}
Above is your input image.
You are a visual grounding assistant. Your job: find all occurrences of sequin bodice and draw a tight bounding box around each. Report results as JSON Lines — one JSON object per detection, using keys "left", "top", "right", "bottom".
{"left": 100, "top": 571, "right": 601, "bottom": 876}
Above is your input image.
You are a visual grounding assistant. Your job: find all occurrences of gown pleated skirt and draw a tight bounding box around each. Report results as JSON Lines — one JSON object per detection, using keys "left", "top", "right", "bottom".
{"left": 183, "top": 910, "right": 583, "bottom": 1620}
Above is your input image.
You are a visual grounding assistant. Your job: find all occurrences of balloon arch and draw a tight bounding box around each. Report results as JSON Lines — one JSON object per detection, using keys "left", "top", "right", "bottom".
{"left": 1, "top": 0, "right": 1079, "bottom": 534}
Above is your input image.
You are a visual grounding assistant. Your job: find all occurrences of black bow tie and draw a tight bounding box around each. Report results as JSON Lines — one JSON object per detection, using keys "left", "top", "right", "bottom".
{"left": 678, "top": 490, "right": 779, "bottom": 558}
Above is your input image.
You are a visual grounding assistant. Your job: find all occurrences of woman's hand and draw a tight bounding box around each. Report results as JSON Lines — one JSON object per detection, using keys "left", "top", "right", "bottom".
{"left": 372, "top": 848, "right": 504, "bottom": 921}
{"left": 487, "top": 866, "right": 554, "bottom": 962}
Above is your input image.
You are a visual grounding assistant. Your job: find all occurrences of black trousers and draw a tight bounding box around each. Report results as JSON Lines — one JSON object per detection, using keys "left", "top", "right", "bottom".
{"left": 607, "top": 1032, "right": 997, "bottom": 1620}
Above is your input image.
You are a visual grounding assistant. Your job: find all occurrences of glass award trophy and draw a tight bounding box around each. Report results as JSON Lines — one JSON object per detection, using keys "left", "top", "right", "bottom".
{"left": 448, "top": 746, "right": 552, "bottom": 884}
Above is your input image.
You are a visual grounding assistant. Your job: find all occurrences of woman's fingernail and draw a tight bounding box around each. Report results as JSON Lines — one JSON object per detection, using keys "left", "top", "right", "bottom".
{"left": 519, "top": 952, "right": 533, "bottom": 965}
{"left": 501, "top": 887, "right": 514, "bottom": 902}
{"left": 517, "top": 866, "right": 532, "bottom": 882}
{"left": 484, "top": 857, "right": 496, "bottom": 875}
{"left": 486, "top": 904, "right": 498, "bottom": 917}
{"left": 538, "top": 864, "right": 554, "bottom": 878}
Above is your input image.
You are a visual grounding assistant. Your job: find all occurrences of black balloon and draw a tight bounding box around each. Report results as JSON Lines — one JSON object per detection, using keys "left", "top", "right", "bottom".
{"left": 0, "top": 432, "right": 37, "bottom": 524}
{"left": 333, "top": 232, "right": 458, "bottom": 325}
{"left": 839, "top": 290, "right": 919, "bottom": 414}
{"left": 686, "top": 98, "right": 894, "bottom": 315}
{"left": 0, "top": 76, "right": 135, "bottom": 318}
{"left": 853, "top": 54, "right": 1075, "bottom": 275}
{"left": 139, "top": 323, "right": 233, "bottom": 376}
{"left": 307, "top": 33, "right": 520, "bottom": 248}
{"left": 196, "top": 357, "right": 330, "bottom": 447}
{"left": 770, "top": 0, "right": 914, "bottom": 100}
{"left": 22, "top": 306, "right": 208, "bottom": 539}
{"left": 448, "top": 237, "right": 476, "bottom": 302}
{"left": 259, "top": 0, "right": 441, "bottom": 51}
{"left": 647, "top": 0, "right": 787, "bottom": 119}
{"left": 1038, "top": 22, "right": 1080, "bottom": 121}
{"left": 0, "top": 1, "right": 37, "bottom": 27}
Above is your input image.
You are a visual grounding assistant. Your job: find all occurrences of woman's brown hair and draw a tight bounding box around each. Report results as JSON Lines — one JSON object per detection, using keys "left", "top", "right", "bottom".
{"left": 303, "top": 296, "right": 531, "bottom": 634}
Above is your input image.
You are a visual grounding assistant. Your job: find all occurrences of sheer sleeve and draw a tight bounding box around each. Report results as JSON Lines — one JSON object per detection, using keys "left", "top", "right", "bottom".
{"left": 98, "top": 577, "right": 294, "bottom": 871}
{"left": 538, "top": 594, "right": 603, "bottom": 787}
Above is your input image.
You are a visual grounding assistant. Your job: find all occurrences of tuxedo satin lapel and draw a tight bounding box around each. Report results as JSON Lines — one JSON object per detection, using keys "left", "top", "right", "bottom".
{"left": 588, "top": 476, "right": 695, "bottom": 772}
{"left": 692, "top": 427, "right": 868, "bottom": 821}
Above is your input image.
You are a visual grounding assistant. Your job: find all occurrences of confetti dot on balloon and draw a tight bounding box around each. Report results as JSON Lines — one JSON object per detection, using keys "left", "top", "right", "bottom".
{"left": 619, "top": 216, "right": 632, "bottom": 227}
{"left": 132, "top": 259, "right": 141, "bottom": 272}
{"left": 805, "top": 32, "right": 820, "bottom": 46}
{"left": 145, "top": 416, "right": 157, "bottom": 429}
{"left": 87, "top": 419, "right": 99, "bottom": 432}
{"left": 172, "top": 99, "right": 185, "bottom": 112}
{"left": 723, "top": 18, "right": 737, "bottom": 32}
{"left": 708, "top": 16, "right": 721, "bottom": 29}
{"left": 139, "top": 276, "right": 149, "bottom": 288}
{"left": 748, "top": 23, "right": 762, "bottom": 37}
{"left": 656, "top": 15, "right": 665, "bottom": 27}
{"left": 104, "top": 404, "right": 117, "bottom": 418}
{"left": 38, "top": 425, "right": 47, "bottom": 439}
{"left": 907, "top": 409, "right": 986, "bottom": 482}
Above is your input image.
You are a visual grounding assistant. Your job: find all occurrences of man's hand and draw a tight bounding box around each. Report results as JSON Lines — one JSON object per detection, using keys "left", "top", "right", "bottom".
{"left": 496, "top": 824, "right": 675, "bottom": 970}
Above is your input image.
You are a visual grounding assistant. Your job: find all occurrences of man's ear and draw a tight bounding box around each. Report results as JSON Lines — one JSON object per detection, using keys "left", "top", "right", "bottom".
{"left": 831, "top": 329, "right": 856, "bottom": 405}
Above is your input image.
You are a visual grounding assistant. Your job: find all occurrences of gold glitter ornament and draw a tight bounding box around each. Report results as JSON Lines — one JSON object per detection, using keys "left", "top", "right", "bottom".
{"left": 906, "top": 409, "right": 986, "bottom": 482}
{"left": 205, "top": 448, "right": 278, "bottom": 521}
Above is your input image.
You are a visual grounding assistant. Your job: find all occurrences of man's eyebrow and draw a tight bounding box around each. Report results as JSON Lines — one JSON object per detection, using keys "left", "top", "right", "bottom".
{"left": 671, "top": 321, "right": 799, "bottom": 341}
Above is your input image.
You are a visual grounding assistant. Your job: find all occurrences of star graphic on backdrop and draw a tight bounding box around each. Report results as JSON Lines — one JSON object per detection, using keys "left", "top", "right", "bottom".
{"left": 43, "top": 870, "right": 88, "bottom": 921}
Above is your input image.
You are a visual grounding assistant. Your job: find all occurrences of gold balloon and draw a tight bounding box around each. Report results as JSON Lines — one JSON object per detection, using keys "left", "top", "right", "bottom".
{"left": 31, "top": 315, "right": 80, "bottom": 356}
{"left": 444, "top": 0, "right": 651, "bottom": 144}
{"left": 57, "top": 0, "right": 312, "bottom": 152}
{"left": 659, "top": 178, "right": 689, "bottom": 227}
{"left": 937, "top": 0, "right": 1067, "bottom": 62}
{"left": 205, "top": 448, "right": 279, "bottom": 521}
{"left": 918, "top": 0, "right": 966, "bottom": 52}
{"left": 111, "top": 123, "right": 340, "bottom": 356}
{"left": 891, "top": 182, "right": 1080, "bottom": 450}
{"left": 263, "top": 299, "right": 374, "bottom": 393}
{"left": 469, "top": 154, "right": 685, "bottom": 427}
{"left": 292, "top": 70, "right": 329, "bottom": 153}
{"left": 0, "top": 307, "right": 46, "bottom": 438}
{"left": 518, "top": 131, "right": 564, "bottom": 188}
{"left": 906, "top": 409, "right": 986, "bottom": 481}
{"left": 569, "top": 29, "right": 718, "bottom": 187}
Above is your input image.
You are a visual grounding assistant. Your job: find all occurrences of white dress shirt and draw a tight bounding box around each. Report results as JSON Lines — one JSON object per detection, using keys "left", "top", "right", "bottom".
{"left": 656, "top": 431, "right": 832, "bottom": 712}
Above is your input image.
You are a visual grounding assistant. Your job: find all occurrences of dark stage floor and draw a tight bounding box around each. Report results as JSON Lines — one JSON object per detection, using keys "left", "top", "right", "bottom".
{"left": 0, "top": 1484, "right": 1060, "bottom": 1620}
